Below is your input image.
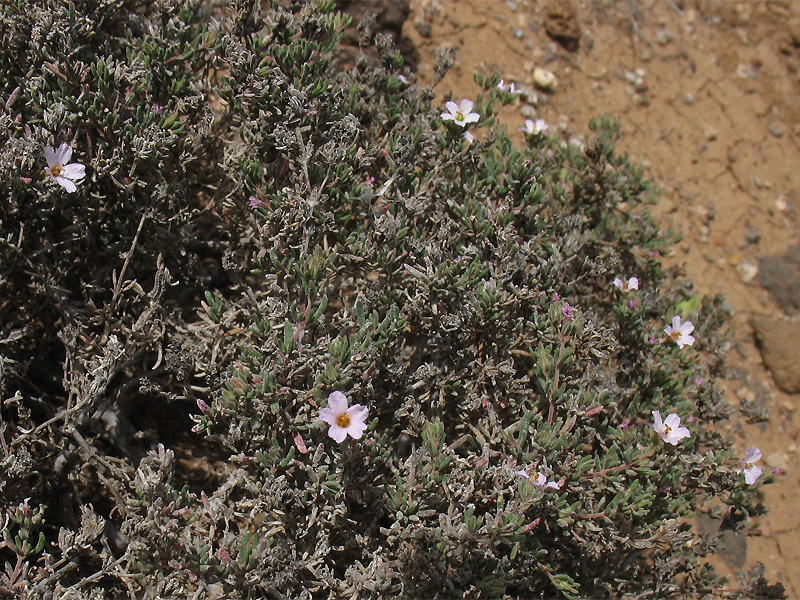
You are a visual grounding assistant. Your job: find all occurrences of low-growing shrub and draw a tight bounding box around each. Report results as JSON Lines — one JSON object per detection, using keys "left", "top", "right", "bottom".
{"left": 0, "top": 1, "right": 783, "bottom": 598}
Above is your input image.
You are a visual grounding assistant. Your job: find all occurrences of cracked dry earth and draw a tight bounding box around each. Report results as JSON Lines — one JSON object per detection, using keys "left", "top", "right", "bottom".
{"left": 400, "top": 0, "right": 800, "bottom": 595}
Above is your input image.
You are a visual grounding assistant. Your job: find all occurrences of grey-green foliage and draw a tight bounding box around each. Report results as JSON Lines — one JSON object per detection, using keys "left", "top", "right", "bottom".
{"left": 0, "top": 1, "right": 783, "bottom": 599}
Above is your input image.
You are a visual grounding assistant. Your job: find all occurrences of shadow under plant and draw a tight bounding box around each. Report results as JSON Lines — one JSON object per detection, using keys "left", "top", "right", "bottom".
{"left": 0, "top": 1, "right": 783, "bottom": 598}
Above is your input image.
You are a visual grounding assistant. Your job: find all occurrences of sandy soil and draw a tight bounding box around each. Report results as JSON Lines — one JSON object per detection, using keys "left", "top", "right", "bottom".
{"left": 402, "top": 0, "right": 800, "bottom": 595}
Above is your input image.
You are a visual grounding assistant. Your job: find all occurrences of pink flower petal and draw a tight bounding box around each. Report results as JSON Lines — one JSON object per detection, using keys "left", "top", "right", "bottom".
{"left": 744, "top": 465, "right": 762, "bottom": 485}
{"left": 56, "top": 142, "right": 72, "bottom": 164}
{"left": 745, "top": 447, "right": 761, "bottom": 462}
{"left": 45, "top": 146, "right": 57, "bottom": 167}
{"left": 347, "top": 404, "right": 369, "bottom": 421}
{"left": 347, "top": 420, "right": 368, "bottom": 439}
{"left": 62, "top": 164, "right": 85, "bottom": 179}
{"left": 55, "top": 177, "right": 77, "bottom": 193}
{"left": 328, "top": 424, "right": 348, "bottom": 443}
{"left": 318, "top": 407, "right": 336, "bottom": 425}
{"left": 327, "top": 391, "right": 348, "bottom": 413}
{"left": 663, "top": 413, "right": 682, "bottom": 429}
{"left": 652, "top": 410, "right": 663, "bottom": 430}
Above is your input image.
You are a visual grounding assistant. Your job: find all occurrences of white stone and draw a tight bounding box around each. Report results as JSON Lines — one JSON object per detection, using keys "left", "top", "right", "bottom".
{"left": 533, "top": 67, "right": 557, "bottom": 91}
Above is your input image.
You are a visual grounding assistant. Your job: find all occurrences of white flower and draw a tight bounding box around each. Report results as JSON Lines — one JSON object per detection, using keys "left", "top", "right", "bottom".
{"left": 497, "top": 79, "right": 520, "bottom": 94}
{"left": 44, "top": 143, "right": 85, "bottom": 193}
{"left": 319, "top": 391, "right": 369, "bottom": 443}
{"left": 441, "top": 99, "right": 480, "bottom": 128}
{"left": 652, "top": 410, "right": 691, "bottom": 445}
{"left": 613, "top": 276, "right": 639, "bottom": 293}
{"left": 515, "top": 468, "right": 561, "bottom": 490}
{"left": 519, "top": 119, "right": 548, "bottom": 135}
{"left": 463, "top": 131, "right": 474, "bottom": 144}
{"left": 664, "top": 316, "right": 695, "bottom": 349}
{"left": 741, "top": 447, "right": 762, "bottom": 485}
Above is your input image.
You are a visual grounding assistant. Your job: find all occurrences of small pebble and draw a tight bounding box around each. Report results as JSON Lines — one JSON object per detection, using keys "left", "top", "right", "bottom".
{"left": 765, "top": 452, "right": 788, "bottom": 472}
{"left": 656, "top": 29, "right": 673, "bottom": 45}
{"left": 521, "top": 105, "right": 537, "bottom": 118}
{"left": 533, "top": 67, "right": 557, "bottom": 90}
{"left": 737, "top": 261, "right": 758, "bottom": 284}
{"left": 768, "top": 124, "right": 783, "bottom": 138}
{"left": 745, "top": 227, "right": 761, "bottom": 244}
{"left": 684, "top": 93, "right": 695, "bottom": 104}
{"left": 414, "top": 20, "right": 432, "bottom": 38}
{"left": 517, "top": 84, "right": 538, "bottom": 105}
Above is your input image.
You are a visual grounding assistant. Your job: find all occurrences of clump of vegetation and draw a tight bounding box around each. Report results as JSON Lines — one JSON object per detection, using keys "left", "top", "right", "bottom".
{"left": 0, "top": 1, "right": 782, "bottom": 598}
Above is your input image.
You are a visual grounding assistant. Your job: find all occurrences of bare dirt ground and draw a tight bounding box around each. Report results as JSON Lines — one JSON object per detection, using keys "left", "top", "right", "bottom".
{"left": 402, "top": 0, "right": 800, "bottom": 595}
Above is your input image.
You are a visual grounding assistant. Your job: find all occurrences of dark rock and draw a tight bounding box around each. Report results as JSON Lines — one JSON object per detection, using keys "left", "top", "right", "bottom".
{"left": 759, "top": 245, "right": 800, "bottom": 314}
{"left": 335, "top": 0, "right": 418, "bottom": 67}
{"left": 414, "top": 19, "right": 432, "bottom": 39}
{"left": 544, "top": 0, "right": 581, "bottom": 52}
{"left": 745, "top": 227, "right": 761, "bottom": 245}
{"left": 337, "top": 0, "right": 410, "bottom": 43}
{"left": 750, "top": 315, "right": 800, "bottom": 393}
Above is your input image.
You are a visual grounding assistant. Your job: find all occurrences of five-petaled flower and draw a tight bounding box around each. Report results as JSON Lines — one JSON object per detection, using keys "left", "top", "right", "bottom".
{"left": 519, "top": 119, "right": 548, "bottom": 135}
{"left": 741, "top": 447, "right": 762, "bottom": 485}
{"left": 319, "top": 391, "right": 369, "bottom": 443}
{"left": 441, "top": 99, "right": 480, "bottom": 128}
{"left": 614, "top": 276, "right": 639, "bottom": 293}
{"left": 652, "top": 410, "right": 691, "bottom": 445}
{"left": 44, "top": 143, "right": 85, "bottom": 192}
{"left": 515, "top": 469, "right": 561, "bottom": 490}
{"left": 664, "top": 315, "right": 695, "bottom": 349}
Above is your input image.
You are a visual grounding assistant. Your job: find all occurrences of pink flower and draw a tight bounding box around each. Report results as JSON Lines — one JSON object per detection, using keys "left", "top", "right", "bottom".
{"left": 652, "top": 410, "right": 691, "bottom": 445}
{"left": 613, "top": 276, "right": 639, "bottom": 293}
{"left": 741, "top": 447, "right": 762, "bottom": 485}
{"left": 319, "top": 391, "right": 369, "bottom": 443}
{"left": 44, "top": 143, "right": 85, "bottom": 192}
{"left": 515, "top": 468, "right": 560, "bottom": 490}
{"left": 249, "top": 196, "right": 263, "bottom": 209}
{"left": 562, "top": 304, "right": 574, "bottom": 321}
{"left": 664, "top": 316, "right": 695, "bottom": 349}
{"left": 497, "top": 79, "right": 520, "bottom": 94}
{"left": 441, "top": 99, "right": 480, "bottom": 127}
{"left": 520, "top": 119, "right": 548, "bottom": 135}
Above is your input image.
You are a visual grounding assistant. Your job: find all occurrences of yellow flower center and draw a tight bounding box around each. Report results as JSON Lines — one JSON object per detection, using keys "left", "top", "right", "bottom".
{"left": 663, "top": 424, "right": 672, "bottom": 435}
{"left": 336, "top": 413, "right": 351, "bottom": 428}
{"left": 50, "top": 164, "right": 63, "bottom": 177}
{"left": 455, "top": 110, "right": 465, "bottom": 121}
